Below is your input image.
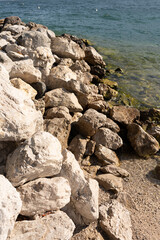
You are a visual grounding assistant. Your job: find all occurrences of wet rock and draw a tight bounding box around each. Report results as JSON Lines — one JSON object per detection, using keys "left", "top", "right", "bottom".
{"left": 99, "top": 200, "right": 132, "bottom": 240}
{"left": 95, "top": 144, "right": 120, "bottom": 166}
{"left": 93, "top": 128, "right": 123, "bottom": 150}
{"left": 8, "top": 211, "right": 75, "bottom": 240}
{"left": 30, "top": 81, "right": 47, "bottom": 99}
{"left": 10, "top": 59, "right": 42, "bottom": 84}
{"left": 85, "top": 46, "right": 106, "bottom": 67}
{"left": 99, "top": 165, "right": 130, "bottom": 178}
{"left": 45, "top": 88, "right": 83, "bottom": 112}
{"left": 0, "top": 64, "right": 43, "bottom": 141}
{"left": 18, "top": 177, "right": 71, "bottom": 216}
{"left": 45, "top": 106, "right": 72, "bottom": 121}
{"left": 0, "top": 175, "right": 22, "bottom": 240}
{"left": 10, "top": 78, "right": 37, "bottom": 99}
{"left": 96, "top": 174, "right": 123, "bottom": 193}
{"left": 110, "top": 105, "right": 140, "bottom": 125}
{"left": 127, "top": 123, "right": 159, "bottom": 157}
{"left": 44, "top": 118, "right": 71, "bottom": 149}
{"left": 6, "top": 131, "right": 63, "bottom": 187}
{"left": 51, "top": 36, "right": 85, "bottom": 60}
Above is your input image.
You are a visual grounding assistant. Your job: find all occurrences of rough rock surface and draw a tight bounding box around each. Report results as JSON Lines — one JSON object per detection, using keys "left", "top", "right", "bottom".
{"left": 45, "top": 106, "right": 72, "bottom": 121}
{"left": 18, "top": 177, "right": 71, "bottom": 216}
{"left": 7, "top": 211, "right": 75, "bottom": 240}
{"left": 127, "top": 123, "right": 159, "bottom": 157}
{"left": 85, "top": 46, "right": 106, "bottom": 67}
{"left": 0, "top": 64, "right": 43, "bottom": 141}
{"left": 99, "top": 200, "right": 132, "bottom": 240}
{"left": 99, "top": 165, "right": 130, "bottom": 178}
{"left": 96, "top": 174, "right": 123, "bottom": 193}
{"left": 6, "top": 131, "right": 63, "bottom": 186}
{"left": 0, "top": 175, "right": 22, "bottom": 240}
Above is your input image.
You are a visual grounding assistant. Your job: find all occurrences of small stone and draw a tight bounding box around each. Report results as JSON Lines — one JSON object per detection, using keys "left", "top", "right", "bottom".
{"left": 99, "top": 165, "right": 129, "bottom": 178}
{"left": 96, "top": 174, "right": 123, "bottom": 193}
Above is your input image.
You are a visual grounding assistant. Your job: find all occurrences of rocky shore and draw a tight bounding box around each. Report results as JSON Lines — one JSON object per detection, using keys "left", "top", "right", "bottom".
{"left": 0, "top": 16, "right": 160, "bottom": 240}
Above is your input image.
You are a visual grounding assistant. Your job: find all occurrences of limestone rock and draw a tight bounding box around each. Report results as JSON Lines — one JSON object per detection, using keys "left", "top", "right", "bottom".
{"left": 93, "top": 128, "right": 123, "bottom": 150}
{"left": 17, "top": 30, "right": 51, "bottom": 49}
{"left": 51, "top": 36, "right": 85, "bottom": 60}
{"left": 10, "top": 59, "right": 42, "bottom": 84}
{"left": 70, "top": 59, "right": 90, "bottom": 72}
{"left": 99, "top": 165, "right": 130, "bottom": 178}
{"left": 0, "top": 175, "right": 22, "bottom": 240}
{"left": 68, "top": 135, "right": 88, "bottom": 161}
{"left": 0, "top": 31, "right": 15, "bottom": 44}
{"left": 4, "top": 25, "right": 27, "bottom": 35}
{"left": 75, "top": 70, "right": 93, "bottom": 85}
{"left": 110, "top": 105, "right": 140, "bottom": 125}
{"left": 6, "top": 131, "right": 63, "bottom": 187}
{"left": 0, "top": 64, "right": 43, "bottom": 141}
{"left": 0, "top": 50, "right": 14, "bottom": 72}
{"left": 99, "top": 200, "right": 132, "bottom": 240}
{"left": 32, "top": 98, "right": 45, "bottom": 115}
{"left": 85, "top": 46, "right": 106, "bottom": 67}
{"left": 18, "top": 177, "right": 71, "bottom": 216}
{"left": 46, "top": 65, "right": 77, "bottom": 89}
{"left": 45, "top": 88, "right": 83, "bottom": 112}
{"left": 8, "top": 211, "right": 75, "bottom": 240}
{"left": 44, "top": 118, "right": 71, "bottom": 149}
{"left": 96, "top": 174, "right": 123, "bottom": 193}
{"left": 5, "top": 43, "right": 26, "bottom": 60}
{"left": 10, "top": 78, "right": 37, "bottom": 99}
{"left": 95, "top": 144, "right": 120, "bottom": 166}
{"left": 127, "top": 123, "right": 159, "bottom": 157}
{"left": 0, "top": 38, "right": 8, "bottom": 48}
{"left": 45, "top": 106, "right": 72, "bottom": 121}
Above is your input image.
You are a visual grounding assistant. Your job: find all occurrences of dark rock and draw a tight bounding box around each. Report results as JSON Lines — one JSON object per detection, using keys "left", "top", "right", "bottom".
{"left": 90, "top": 65, "right": 106, "bottom": 78}
{"left": 31, "top": 82, "right": 47, "bottom": 99}
{"left": 3, "top": 16, "right": 22, "bottom": 26}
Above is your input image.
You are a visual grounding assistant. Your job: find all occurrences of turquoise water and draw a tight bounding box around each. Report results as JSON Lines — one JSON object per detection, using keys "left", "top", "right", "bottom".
{"left": 0, "top": 0, "right": 160, "bottom": 107}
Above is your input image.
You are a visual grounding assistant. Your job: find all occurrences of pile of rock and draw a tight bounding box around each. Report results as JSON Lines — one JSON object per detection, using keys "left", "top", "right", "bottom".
{"left": 0, "top": 16, "right": 159, "bottom": 240}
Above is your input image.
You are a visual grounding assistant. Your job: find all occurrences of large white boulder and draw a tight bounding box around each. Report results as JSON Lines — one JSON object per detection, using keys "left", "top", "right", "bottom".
{"left": 0, "top": 64, "right": 43, "bottom": 141}
{"left": 0, "top": 175, "right": 22, "bottom": 240}
{"left": 7, "top": 211, "right": 75, "bottom": 240}
{"left": 18, "top": 177, "right": 71, "bottom": 216}
{"left": 6, "top": 131, "right": 63, "bottom": 187}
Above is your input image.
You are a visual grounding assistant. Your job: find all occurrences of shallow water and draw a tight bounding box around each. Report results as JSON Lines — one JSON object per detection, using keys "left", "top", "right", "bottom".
{"left": 0, "top": 0, "right": 160, "bottom": 107}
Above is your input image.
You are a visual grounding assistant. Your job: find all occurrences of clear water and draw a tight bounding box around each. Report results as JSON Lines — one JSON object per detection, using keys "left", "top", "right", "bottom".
{"left": 0, "top": 0, "right": 160, "bottom": 107}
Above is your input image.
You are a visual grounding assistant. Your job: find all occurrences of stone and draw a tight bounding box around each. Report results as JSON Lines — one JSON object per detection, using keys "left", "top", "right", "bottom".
{"left": 98, "top": 84, "right": 118, "bottom": 100}
{"left": 0, "top": 31, "right": 15, "bottom": 44}
{"left": 99, "top": 201, "right": 132, "bottom": 240}
{"left": 10, "top": 78, "right": 37, "bottom": 99}
{"left": 90, "top": 65, "right": 106, "bottom": 78}
{"left": 6, "top": 131, "right": 63, "bottom": 187}
{"left": 45, "top": 106, "right": 72, "bottom": 121}
{"left": 44, "top": 118, "right": 71, "bottom": 149}
{"left": 0, "top": 175, "right": 22, "bottom": 240}
{"left": 3, "top": 16, "right": 22, "bottom": 26}
{"left": 8, "top": 211, "right": 75, "bottom": 240}
{"left": 32, "top": 98, "right": 45, "bottom": 115}
{"left": 96, "top": 174, "right": 123, "bottom": 193}
{"left": 0, "top": 50, "right": 14, "bottom": 72}
{"left": 147, "top": 125, "right": 160, "bottom": 143}
{"left": 59, "top": 58, "right": 74, "bottom": 67}
{"left": 68, "top": 135, "right": 88, "bottom": 161}
{"left": 70, "top": 59, "right": 91, "bottom": 72}
{"left": 110, "top": 105, "right": 140, "bottom": 125}
{"left": 5, "top": 43, "right": 25, "bottom": 57}
{"left": 18, "top": 177, "right": 71, "bottom": 216}
{"left": 51, "top": 36, "right": 85, "bottom": 60}
{"left": 45, "top": 88, "right": 83, "bottom": 112}
{"left": 10, "top": 59, "right": 42, "bottom": 84}
{"left": 46, "top": 65, "right": 77, "bottom": 89}
{"left": 85, "top": 140, "right": 96, "bottom": 156}
{"left": 85, "top": 46, "right": 106, "bottom": 67}
{"left": 17, "top": 30, "right": 51, "bottom": 49}
{"left": 0, "top": 142, "right": 17, "bottom": 164}
{"left": 99, "top": 165, "right": 130, "bottom": 178}
{"left": 95, "top": 144, "right": 120, "bottom": 166}
{"left": 31, "top": 82, "right": 47, "bottom": 99}
{"left": 0, "top": 64, "right": 43, "bottom": 141}
{"left": 127, "top": 123, "right": 159, "bottom": 157}
{"left": 3, "top": 25, "right": 27, "bottom": 35}
{"left": 75, "top": 70, "right": 93, "bottom": 85}
{"left": 0, "top": 39, "right": 8, "bottom": 48}
{"left": 93, "top": 128, "right": 123, "bottom": 150}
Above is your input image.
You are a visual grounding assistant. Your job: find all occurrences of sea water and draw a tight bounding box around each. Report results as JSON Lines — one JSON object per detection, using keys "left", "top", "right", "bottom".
{"left": 0, "top": 0, "right": 160, "bottom": 108}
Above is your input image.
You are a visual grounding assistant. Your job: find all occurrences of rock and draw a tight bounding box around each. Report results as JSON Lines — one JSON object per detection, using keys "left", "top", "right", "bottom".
{"left": 127, "top": 123, "right": 159, "bottom": 157}
{"left": 5, "top": 43, "right": 25, "bottom": 59}
{"left": 98, "top": 84, "right": 118, "bottom": 100}
{"left": 99, "top": 165, "right": 130, "bottom": 178}
{"left": 75, "top": 71, "right": 93, "bottom": 85}
{"left": 44, "top": 118, "right": 71, "bottom": 149}
{"left": 6, "top": 131, "right": 63, "bottom": 187}
{"left": 3, "top": 16, "right": 22, "bottom": 26}
{"left": 45, "top": 88, "right": 83, "bottom": 112}
{"left": 10, "top": 78, "right": 37, "bottom": 99}
{"left": 70, "top": 59, "right": 90, "bottom": 72}
{"left": 10, "top": 59, "right": 42, "bottom": 84}
{"left": 46, "top": 65, "right": 77, "bottom": 89}
{"left": 59, "top": 58, "right": 74, "bottom": 67}
{"left": 0, "top": 64, "right": 43, "bottom": 141}
{"left": 51, "top": 36, "right": 85, "bottom": 60}
{"left": 45, "top": 106, "right": 72, "bottom": 121}
{"left": 18, "top": 177, "right": 71, "bottom": 216}
{"left": 96, "top": 174, "right": 123, "bottom": 193}
{"left": 93, "top": 128, "right": 123, "bottom": 150}
{"left": 0, "top": 141, "right": 17, "bottom": 164}
{"left": 31, "top": 82, "right": 47, "bottom": 99}
{"left": 90, "top": 65, "right": 106, "bottom": 78}
{"left": 99, "top": 200, "right": 132, "bottom": 240}
{"left": 3, "top": 25, "right": 27, "bottom": 35}
{"left": 8, "top": 211, "right": 75, "bottom": 240}
{"left": 85, "top": 46, "right": 106, "bottom": 67}
{"left": 0, "top": 38, "right": 8, "bottom": 48}
{"left": 32, "top": 97, "right": 45, "bottom": 115}
{"left": 95, "top": 144, "right": 120, "bottom": 166}
{"left": 0, "top": 50, "right": 14, "bottom": 72}
{"left": 85, "top": 140, "right": 96, "bottom": 156}
{"left": 0, "top": 175, "right": 22, "bottom": 240}
{"left": 0, "top": 31, "right": 15, "bottom": 44}
{"left": 110, "top": 105, "right": 140, "bottom": 125}
{"left": 68, "top": 135, "right": 88, "bottom": 161}
{"left": 17, "top": 30, "right": 51, "bottom": 49}
{"left": 147, "top": 125, "right": 160, "bottom": 143}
